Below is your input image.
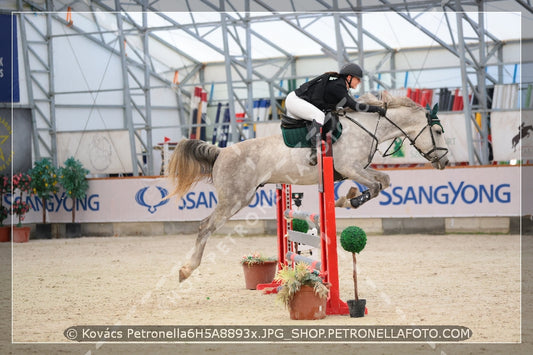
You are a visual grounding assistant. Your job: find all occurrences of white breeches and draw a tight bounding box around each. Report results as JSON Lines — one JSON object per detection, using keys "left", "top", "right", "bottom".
{"left": 285, "top": 91, "right": 326, "bottom": 125}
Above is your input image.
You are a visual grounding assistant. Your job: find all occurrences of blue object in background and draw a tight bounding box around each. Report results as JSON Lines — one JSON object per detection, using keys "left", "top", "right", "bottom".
{"left": 0, "top": 14, "right": 19, "bottom": 103}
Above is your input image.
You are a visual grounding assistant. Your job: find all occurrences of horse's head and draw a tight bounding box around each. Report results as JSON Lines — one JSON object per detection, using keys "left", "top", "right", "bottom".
{"left": 418, "top": 103, "right": 449, "bottom": 169}
{"left": 381, "top": 92, "right": 449, "bottom": 170}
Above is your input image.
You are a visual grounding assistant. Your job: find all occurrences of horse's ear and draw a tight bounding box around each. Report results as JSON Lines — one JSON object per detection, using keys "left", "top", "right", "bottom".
{"left": 432, "top": 103, "right": 439, "bottom": 115}
{"left": 381, "top": 91, "right": 392, "bottom": 102}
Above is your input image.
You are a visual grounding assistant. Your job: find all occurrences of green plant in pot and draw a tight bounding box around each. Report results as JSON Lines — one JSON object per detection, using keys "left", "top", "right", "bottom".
{"left": 240, "top": 252, "right": 277, "bottom": 266}
{"left": 0, "top": 174, "right": 11, "bottom": 241}
{"left": 0, "top": 204, "right": 9, "bottom": 242}
{"left": 11, "top": 172, "right": 32, "bottom": 227}
{"left": 0, "top": 205, "right": 8, "bottom": 228}
{"left": 340, "top": 226, "right": 367, "bottom": 317}
{"left": 0, "top": 174, "right": 11, "bottom": 227}
{"left": 274, "top": 262, "right": 329, "bottom": 320}
{"left": 9, "top": 172, "right": 33, "bottom": 243}
{"left": 29, "top": 159, "right": 59, "bottom": 239}
{"left": 30, "top": 158, "right": 60, "bottom": 224}
{"left": 291, "top": 219, "right": 308, "bottom": 233}
{"left": 240, "top": 252, "right": 278, "bottom": 290}
{"left": 59, "top": 157, "right": 89, "bottom": 237}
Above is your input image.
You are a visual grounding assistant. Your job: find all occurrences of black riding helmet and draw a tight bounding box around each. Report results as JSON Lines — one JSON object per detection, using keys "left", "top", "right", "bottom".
{"left": 340, "top": 63, "right": 363, "bottom": 88}
{"left": 339, "top": 63, "right": 363, "bottom": 79}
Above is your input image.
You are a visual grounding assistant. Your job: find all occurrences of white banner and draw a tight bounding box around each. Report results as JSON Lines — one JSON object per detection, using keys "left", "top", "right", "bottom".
{"left": 333, "top": 166, "right": 521, "bottom": 218}
{"left": 491, "top": 110, "right": 532, "bottom": 161}
{"left": 438, "top": 112, "right": 472, "bottom": 163}
{"left": 57, "top": 130, "right": 135, "bottom": 174}
{"left": 13, "top": 166, "right": 522, "bottom": 225}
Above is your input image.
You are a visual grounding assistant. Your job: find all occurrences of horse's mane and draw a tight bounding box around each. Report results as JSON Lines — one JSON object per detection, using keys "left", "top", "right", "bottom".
{"left": 357, "top": 93, "right": 424, "bottom": 111}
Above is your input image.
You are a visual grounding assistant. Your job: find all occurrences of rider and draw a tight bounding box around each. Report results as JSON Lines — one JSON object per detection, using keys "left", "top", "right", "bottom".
{"left": 285, "top": 63, "right": 386, "bottom": 165}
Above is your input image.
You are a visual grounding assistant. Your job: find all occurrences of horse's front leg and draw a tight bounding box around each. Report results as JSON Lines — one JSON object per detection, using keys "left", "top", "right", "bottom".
{"left": 365, "top": 167, "right": 390, "bottom": 190}
{"left": 334, "top": 164, "right": 388, "bottom": 209}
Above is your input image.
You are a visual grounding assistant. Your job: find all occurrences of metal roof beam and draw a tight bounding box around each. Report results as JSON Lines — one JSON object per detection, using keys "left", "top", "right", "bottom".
{"left": 145, "top": 10, "right": 287, "bottom": 94}
{"left": 516, "top": 0, "right": 533, "bottom": 14}
{"left": 89, "top": 0, "right": 202, "bottom": 66}
{"left": 378, "top": 0, "right": 475, "bottom": 66}
{"left": 253, "top": 0, "right": 341, "bottom": 61}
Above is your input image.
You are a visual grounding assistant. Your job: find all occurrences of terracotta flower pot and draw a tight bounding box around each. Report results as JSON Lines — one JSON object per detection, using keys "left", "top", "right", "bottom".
{"left": 0, "top": 226, "right": 10, "bottom": 242}
{"left": 289, "top": 285, "right": 327, "bottom": 320}
{"left": 13, "top": 226, "right": 30, "bottom": 243}
{"left": 242, "top": 261, "right": 277, "bottom": 290}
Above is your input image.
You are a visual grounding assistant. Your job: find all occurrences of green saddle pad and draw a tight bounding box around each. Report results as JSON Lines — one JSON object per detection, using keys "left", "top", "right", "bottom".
{"left": 281, "top": 123, "right": 342, "bottom": 148}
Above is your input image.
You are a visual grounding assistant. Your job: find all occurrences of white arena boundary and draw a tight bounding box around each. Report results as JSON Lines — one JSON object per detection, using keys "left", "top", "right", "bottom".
{"left": 16, "top": 165, "right": 532, "bottom": 237}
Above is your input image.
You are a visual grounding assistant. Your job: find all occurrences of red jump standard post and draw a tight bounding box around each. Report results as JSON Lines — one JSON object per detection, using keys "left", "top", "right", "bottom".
{"left": 256, "top": 184, "right": 291, "bottom": 292}
{"left": 319, "top": 132, "right": 350, "bottom": 315}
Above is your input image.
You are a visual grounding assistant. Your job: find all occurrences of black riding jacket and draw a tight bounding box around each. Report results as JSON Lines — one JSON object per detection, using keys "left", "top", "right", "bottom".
{"left": 295, "top": 74, "right": 381, "bottom": 114}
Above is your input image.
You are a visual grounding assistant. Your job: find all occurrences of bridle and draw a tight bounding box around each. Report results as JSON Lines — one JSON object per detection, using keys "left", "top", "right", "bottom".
{"left": 408, "top": 108, "right": 449, "bottom": 164}
{"left": 340, "top": 103, "right": 449, "bottom": 168}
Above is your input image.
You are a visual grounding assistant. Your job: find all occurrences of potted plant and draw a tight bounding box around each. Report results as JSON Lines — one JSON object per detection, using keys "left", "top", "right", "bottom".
{"left": 11, "top": 172, "right": 33, "bottom": 243}
{"left": 0, "top": 204, "right": 8, "bottom": 242}
{"left": 59, "top": 157, "right": 89, "bottom": 238}
{"left": 29, "top": 158, "right": 59, "bottom": 238}
{"left": 241, "top": 252, "right": 278, "bottom": 290}
{"left": 274, "top": 262, "right": 329, "bottom": 320}
{"left": 340, "top": 226, "right": 367, "bottom": 317}
{"left": 0, "top": 174, "right": 11, "bottom": 242}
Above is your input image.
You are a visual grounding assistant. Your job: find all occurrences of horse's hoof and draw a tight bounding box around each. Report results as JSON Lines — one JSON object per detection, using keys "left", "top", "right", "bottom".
{"left": 179, "top": 267, "right": 191, "bottom": 282}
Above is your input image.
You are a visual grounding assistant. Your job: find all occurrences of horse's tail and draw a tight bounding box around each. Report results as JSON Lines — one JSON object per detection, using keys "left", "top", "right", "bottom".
{"left": 166, "top": 139, "right": 221, "bottom": 199}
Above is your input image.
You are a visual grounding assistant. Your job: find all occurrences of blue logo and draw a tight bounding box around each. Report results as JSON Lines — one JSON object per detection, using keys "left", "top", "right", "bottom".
{"left": 135, "top": 186, "right": 169, "bottom": 213}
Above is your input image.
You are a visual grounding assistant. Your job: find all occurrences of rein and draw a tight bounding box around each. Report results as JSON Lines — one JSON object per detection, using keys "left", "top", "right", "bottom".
{"left": 342, "top": 114, "right": 380, "bottom": 168}
{"left": 339, "top": 105, "right": 448, "bottom": 167}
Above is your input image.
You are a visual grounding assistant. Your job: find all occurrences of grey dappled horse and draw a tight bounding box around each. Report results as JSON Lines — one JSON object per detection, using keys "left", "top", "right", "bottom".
{"left": 167, "top": 92, "right": 450, "bottom": 281}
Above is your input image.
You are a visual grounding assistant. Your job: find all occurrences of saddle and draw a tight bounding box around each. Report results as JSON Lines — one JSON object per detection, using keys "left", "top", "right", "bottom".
{"left": 280, "top": 113, "right": 343, "bottom": 148}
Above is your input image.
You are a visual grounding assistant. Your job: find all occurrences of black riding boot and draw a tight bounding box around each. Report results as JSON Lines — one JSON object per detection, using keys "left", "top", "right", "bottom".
{"left": 306, "top": 120, "right": 322, "bottom": 166}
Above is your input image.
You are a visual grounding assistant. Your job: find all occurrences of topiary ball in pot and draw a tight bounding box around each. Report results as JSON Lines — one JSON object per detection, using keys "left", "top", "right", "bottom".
{"left": 340, "top": 225, "right": 367, "bottom": 317}
{"left": 292, "top": 219, "right": 309, "bottom": 233}
{"left": 340, "top": 226, "right": 367, "bottom": 254}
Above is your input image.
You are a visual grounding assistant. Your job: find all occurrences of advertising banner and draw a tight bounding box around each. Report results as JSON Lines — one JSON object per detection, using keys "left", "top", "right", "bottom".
{"left": 56, "top": 130, "right": 135, "bottom": 174}
{"left": 0, "top": 14, "right": 19, "bottom": 102}
{"left": 0, "top": 108, "right": 32, "bottom": 174}
{"left": 491, "top": 110, "right": 532, "bottom": 161}
{"left": 13, "top": 166, "right": 522, "bottom": 225}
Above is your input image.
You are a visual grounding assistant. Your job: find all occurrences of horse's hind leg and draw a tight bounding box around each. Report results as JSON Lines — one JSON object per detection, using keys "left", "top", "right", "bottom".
{"left": 178, "top": 205, "right": 229, "bottom": 282}
{"left": 179, "top": 187, "right": 256, "bottom": 282}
